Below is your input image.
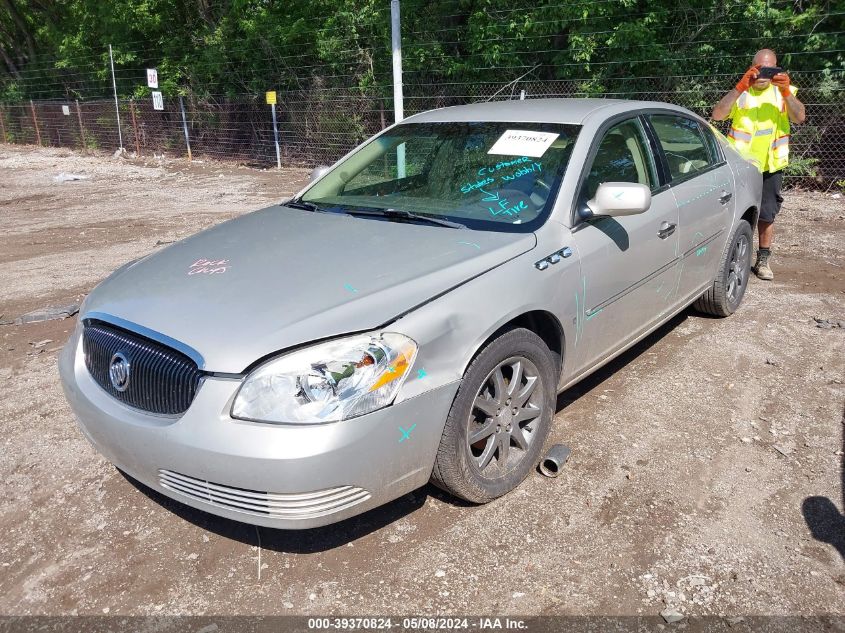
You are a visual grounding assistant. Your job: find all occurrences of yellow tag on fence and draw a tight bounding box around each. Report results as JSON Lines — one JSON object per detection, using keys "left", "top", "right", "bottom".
{"left": 265, "top": 91, "right": 277, "bottom": 105}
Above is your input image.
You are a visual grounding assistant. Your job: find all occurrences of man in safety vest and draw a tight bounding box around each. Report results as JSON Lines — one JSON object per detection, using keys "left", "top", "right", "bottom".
{"left": 712, "top": 49, "right": 806, "bottom": 280}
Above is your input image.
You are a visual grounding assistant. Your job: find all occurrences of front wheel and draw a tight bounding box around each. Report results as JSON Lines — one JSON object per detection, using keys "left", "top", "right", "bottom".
{"left": 430, "top": 328, "right": 556, "bottom": 503}
{"left": 694, "top": 219, "right": 753, "bottom": 317}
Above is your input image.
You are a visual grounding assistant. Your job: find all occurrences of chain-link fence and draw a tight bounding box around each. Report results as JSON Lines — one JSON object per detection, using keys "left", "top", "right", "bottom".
{"left": 0, "top": 91, "right": 386, "bottom": 166}
{"left": 402, "top": 70, "right": 845, "bottom": 189}
{"left": 1, "top": 72, "right": 843, "bottom": 189}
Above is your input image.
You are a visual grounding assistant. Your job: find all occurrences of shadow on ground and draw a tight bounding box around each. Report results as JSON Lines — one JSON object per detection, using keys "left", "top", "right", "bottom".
{"left": 801, "top": 402, "right": 845, "bottom": 562}
{"left": 122, "top": 309, "right": 692, "bottom": 554}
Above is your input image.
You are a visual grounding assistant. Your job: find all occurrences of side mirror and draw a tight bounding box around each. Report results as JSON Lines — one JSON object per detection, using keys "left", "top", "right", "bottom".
{"left": 587, "top": 182, "right": 651, "bottom": 217}
{"left": 309, "top": 165, "right": 331, "bottom": 182}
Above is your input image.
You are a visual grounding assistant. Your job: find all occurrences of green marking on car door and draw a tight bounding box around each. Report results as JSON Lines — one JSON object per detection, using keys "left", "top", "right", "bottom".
{"left": 573, "top": 289, "right": 580, "bottom": 346}
{"left": 664, "top": 261, "right": 685, "bottom": 303}
{"left": 693, "top": 231, "right": 705, "bottom": 258}
{"left": 585, "top": 308, "right": 602, "bottom": 321}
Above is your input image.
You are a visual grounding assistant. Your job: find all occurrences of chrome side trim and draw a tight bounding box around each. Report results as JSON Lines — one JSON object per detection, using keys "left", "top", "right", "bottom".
{"left": 681, "top": 228, "right": 725, "bottom": 258}
{"left": 584, "top": 228, "right": 725, "bottom": 315}
{"left": 587, "top": 257, "right": 679, "bottom": 315}
{"left": 559, "top": 279, "right": 712, "bottom": 392}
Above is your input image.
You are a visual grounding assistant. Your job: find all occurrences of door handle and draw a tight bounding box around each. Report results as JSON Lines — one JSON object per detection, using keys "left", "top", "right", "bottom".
{"left": 719, "top": 191, "right": 733, "bottom": 205}
{"left": 658, "top": 221, "right": 676, "bottom": 239}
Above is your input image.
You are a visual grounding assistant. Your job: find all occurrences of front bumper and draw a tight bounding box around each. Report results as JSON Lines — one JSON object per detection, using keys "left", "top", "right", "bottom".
{"left": 58, "top": 328, "right": 459, "bottom": 529}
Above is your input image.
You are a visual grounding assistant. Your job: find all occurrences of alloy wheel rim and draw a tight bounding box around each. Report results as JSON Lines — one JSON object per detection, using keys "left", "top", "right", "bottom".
{"left": 727, "top": 234, "right": 749, "bottom": 304}
{"left": 467, "top": 356, "right": 544, "bottom": 477}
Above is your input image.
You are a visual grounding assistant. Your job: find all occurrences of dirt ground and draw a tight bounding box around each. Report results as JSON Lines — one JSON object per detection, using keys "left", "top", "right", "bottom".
{"left": 0, "top": 145, "right": 843, "bottom": 618}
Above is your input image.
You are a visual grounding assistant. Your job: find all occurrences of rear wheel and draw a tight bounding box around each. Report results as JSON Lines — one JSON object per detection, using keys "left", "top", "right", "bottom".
{"left": 430, "top": 328, "right": 555, "bottom": 503}
{"left": 694, "top": 219, "right": 752, "bottom": 317}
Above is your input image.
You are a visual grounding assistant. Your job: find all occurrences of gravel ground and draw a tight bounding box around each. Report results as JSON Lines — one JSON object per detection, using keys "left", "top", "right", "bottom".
{"left": 0, "top": 145, "right": 843, "bottom": 618}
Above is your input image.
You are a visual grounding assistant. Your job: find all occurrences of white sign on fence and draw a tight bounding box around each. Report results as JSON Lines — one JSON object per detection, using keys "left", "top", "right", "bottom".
{"left": 147, "top": 68, "right": 159, "bottom": 89}
{"left": 62, "top": 105, "right": 70, "bottom": 115}
{"left": 152, "top": 91, "right": 164, "bottom": 111}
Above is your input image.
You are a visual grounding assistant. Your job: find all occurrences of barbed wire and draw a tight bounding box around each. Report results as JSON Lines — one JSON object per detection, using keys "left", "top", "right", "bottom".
{"left": 0, "top": 5, "right": 842, "bottom": 188}
{"left": 6, "top": 4, "right": 842, "bottom": 90}
{"left": 11, "top": 14, "right": 843, "bottom": 84}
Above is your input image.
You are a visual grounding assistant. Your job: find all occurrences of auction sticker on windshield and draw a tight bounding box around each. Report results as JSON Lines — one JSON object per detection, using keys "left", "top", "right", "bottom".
{"left": 488, "top": 129, "right": 559, "bottom": 157}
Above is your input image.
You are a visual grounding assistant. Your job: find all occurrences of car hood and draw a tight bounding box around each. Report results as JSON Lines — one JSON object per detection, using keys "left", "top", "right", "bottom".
{"left": 83, "top": 205, "right": 536, "bottom": 372}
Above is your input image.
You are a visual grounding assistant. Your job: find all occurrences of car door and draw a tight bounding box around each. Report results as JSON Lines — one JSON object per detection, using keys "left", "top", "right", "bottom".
{"left": 647, "top": 114, "right": 736, "bottom": 298}
{"left": 570, "top": 116, "right": 679, "bottom": 370}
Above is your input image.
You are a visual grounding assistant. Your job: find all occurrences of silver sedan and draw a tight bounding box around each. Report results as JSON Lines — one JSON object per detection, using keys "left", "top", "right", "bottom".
{"left": 59, "top": 98, "right": 762, "bottom": 528}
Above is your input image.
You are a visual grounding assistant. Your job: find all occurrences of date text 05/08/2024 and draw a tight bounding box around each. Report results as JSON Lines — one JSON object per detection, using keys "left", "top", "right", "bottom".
{"left": 306, "top": 617, "right": 528, "bottom": 630}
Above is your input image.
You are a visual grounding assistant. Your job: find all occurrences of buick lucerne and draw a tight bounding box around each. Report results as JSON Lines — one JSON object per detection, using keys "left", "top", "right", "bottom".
{"left": 59, "top": 99, "right": 762, "bottom": 529}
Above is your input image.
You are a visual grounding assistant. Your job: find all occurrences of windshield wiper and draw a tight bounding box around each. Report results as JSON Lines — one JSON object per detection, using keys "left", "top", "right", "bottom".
{"left": 284, "top": 199, "right": 325, "bottom": 213}
{"left": 346, "top": 208, "right": 467, "bottom": 229}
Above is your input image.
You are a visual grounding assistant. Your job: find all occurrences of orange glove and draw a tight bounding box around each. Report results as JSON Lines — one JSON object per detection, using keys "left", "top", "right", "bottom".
{"left": 772, "top": 72, "right": 792, "bottom": 97}
{"left": 735, "top": 65, "right": 760, "bottom": 92}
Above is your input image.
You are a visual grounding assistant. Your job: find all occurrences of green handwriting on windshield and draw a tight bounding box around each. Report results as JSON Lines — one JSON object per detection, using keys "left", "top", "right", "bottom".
{"left": 477, "top": 156, "right": 532, "bottom": 176}
{"left": 459, "top": 157, "right": 542, "bottom": 195}
{"left": 460, "top": 177, "right": 495, "bottom": 194}
{"left": 457, "top": 158, "right": 544, "bottom": 219}
{"left": 480, "top": 188, "right": 528, "bottom": 217}
{"left": 501, "top": 161, "right": 542, "bottom": 181}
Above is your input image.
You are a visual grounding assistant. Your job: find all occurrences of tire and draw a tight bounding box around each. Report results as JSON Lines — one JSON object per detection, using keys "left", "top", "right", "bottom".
{"left": 430, "top": 327, "right": 556, "bottom": 503}
{"left": 694, "top": 219, "right": 753, "bottom": 317}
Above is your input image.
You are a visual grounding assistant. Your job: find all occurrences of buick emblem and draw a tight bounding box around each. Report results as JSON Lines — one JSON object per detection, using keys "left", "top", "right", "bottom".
{"left": 109, "top": 352, "right": 131, "bottom": 392}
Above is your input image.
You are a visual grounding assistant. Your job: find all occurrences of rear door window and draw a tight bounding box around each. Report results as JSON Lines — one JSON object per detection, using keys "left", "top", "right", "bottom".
{"left": 700, "top": 123, "right": 725, "bottom": 165}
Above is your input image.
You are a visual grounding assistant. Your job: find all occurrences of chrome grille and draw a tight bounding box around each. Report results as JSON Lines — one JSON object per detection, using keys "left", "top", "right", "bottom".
{"left": 158, "top": 469, "right": 371, "bottom": 520}
{"left": 82, "top": 320, "right": 203, "bottom": 415}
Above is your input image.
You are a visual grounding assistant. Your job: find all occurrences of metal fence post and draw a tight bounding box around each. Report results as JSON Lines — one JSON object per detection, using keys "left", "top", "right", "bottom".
{"left": 390, "top": 0, "right": 405, "bottom": 177}
{"left": 0, "top": 105, "right": 6, "bottom": 143}
{"left": 29, "top": 100, "right": 41, "bottom": 146}
{"left": 179, "top": 96, "right": 192, "bottom": 161}
{"left": 75, "top": 99, "right": 86, "bottom": 149}
{"left": 108, "top": 44, "right": 124, "bottom": 151}
{"left": 271, "top": 102, "right": 281, "bottom": 169}
{"left": 129, "top": 98, "right": 140, "bottom": 156}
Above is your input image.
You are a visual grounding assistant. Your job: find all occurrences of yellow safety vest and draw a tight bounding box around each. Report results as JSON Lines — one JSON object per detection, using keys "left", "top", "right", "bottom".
{"left": 727, "top": 84, "right": 796, "bottom": 173}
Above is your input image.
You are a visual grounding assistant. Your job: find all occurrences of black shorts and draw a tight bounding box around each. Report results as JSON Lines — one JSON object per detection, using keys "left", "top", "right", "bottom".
{"left": 760, "top": 170, "right": 784, "bottom": 223}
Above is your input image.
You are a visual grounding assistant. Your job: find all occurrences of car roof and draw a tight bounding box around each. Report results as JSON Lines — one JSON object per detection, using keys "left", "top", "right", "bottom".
{"left": 402, "top": 98, "right": 690, "bottom": 126}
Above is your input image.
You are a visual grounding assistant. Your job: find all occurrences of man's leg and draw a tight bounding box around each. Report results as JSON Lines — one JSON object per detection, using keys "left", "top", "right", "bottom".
{"left": 758, "top": 220, "right": 774, "bottom": 248}
{"left": 754, "top": 170, "right": 783, "bottom": 280}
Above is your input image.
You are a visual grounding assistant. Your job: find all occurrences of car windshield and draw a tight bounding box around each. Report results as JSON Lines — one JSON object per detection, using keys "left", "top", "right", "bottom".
{"left": 300, "top": 121, "right": 581, "bottom": 232}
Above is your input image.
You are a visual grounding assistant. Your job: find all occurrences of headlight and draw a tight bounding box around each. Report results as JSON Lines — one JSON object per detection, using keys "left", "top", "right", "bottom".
{"left": 231, "top": 332, "right": 418, "bottom": 424}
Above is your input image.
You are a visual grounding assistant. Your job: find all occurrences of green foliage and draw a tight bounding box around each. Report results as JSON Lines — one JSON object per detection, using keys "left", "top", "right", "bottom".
{"left": 784, "top": 156, "right": 820, "bottom": 178}
{"left": 1, "top": 0, "right": 842, "bottom": 102}
{"left": 0, "top": 81, "right": 23, "bottom": 102}
{"left": 815, "top": 70, "right": 844, "bottom": 101}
